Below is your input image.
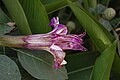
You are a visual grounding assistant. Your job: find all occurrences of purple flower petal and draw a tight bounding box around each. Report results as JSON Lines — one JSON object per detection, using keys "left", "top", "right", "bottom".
{"left": 49, "top": 44, "right": 66, "bottom": 69}
{"left": 52, "top": 33, "right": 87, "bottom": 51}
{"left": 48, "top": 17, "right": 59, "bottom": 27}
{"left": 48, "top": 24, "right": 68, "bottom": 35}
{"left": 79, "top": 32, "right": 86, "bottom": 38}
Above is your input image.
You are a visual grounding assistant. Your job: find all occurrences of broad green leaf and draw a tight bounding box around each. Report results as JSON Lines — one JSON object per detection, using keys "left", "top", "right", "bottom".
{"left": 66, "top": 51, "right": 99, "bottom": 80}
{"left": 91, "top": 40, "right": 117, "bottom": 80}
{"left": 20, "top": 67, "right": 36, "bottom": 80}
{"left": 13, "top": 49, "right": 68, "bottom": 80}
{"left": 0, "top": 23, "right": 15, "bottom": 35}
{"left": 43, "top": 0, "right": 78, "bottom": 14}
{"left": 19, "top": 0, "right": 51, "bottom": 34}
{"left": 2, "top": 0, "right": 32, "bottom": 35}
{"left": 0, "top": 8, "right": 12, "bottom": 23}
{"left": 0, "top": 55, "right": 21, "bottom": 80}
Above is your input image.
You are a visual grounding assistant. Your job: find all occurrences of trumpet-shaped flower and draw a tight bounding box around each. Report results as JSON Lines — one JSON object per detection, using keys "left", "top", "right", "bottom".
{"left": 23, "top": 17, "right": 87, "bottom": 69}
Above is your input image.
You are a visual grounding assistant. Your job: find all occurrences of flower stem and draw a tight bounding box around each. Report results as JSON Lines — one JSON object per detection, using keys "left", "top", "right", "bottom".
{"left": 0, "top": 36, "right": 26, "bottom": 48}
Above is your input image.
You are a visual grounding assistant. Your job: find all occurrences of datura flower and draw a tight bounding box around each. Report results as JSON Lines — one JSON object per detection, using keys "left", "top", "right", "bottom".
{"left": 0, "top": 17, "right": 87, "bottom": 69}
{"left": 22, "top": 17, "right": 87, "bottom": 68}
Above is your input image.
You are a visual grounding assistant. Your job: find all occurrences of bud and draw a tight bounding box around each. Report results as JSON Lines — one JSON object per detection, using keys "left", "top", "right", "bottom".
{"left": 103, "top": 8, "right": 116, "bottom": 20}
{"left": 66, "top": 21, "right": 75, "bottom": 32}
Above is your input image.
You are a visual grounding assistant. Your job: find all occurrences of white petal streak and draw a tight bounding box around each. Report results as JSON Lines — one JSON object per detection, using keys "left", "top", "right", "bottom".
{"left": 56, "top": 28, "right": 64, "bottom": 34}
{"left": 50, "top": 44, "right": 62, "bottom": 51}
{"left": 61, "top": 60, "right": 67, "bottom": 65}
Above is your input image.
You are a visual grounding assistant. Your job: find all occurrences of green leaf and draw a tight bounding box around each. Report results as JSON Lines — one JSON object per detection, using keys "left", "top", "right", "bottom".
{"left": 0, "top": 55, "right": 21, "bottom": 80}
{"left": 66, "top": 51, "right": 99, "bottom": 80}
{"left": 2, "top": 0, "right": 32, "bottom": 35}
{"left": 117, "top": 40, "right": 120, "bottom": 56}
{"left": 0, "top": 8, "right": 12, "bottom": 23}
{"left": 13, "top": 49, "right": 68, "bottom": 80}
{"left": 91, "top": 40, "right": 117, "bottom": 80}
{"left": 41, "top": 0, "right": 77, "bottom": 4}
{"left": 41, "top": 0, "right": 61, "bottom": 4}
{"left": 43, "top": 0, "right": 78, "bottom": 14}
{"left": 19, "top": 0, "right": 51, "bottom": 34}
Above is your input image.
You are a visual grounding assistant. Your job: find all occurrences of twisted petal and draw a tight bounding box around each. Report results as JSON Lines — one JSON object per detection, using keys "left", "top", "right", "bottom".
{"left": 48, "top": 24, "right": 68, "bottom": 35}
{"left": 48, "top": 17, "right": 68, "bottom": 35}
{"left": 48, "top": 17, "right": 59, "bottom": 27}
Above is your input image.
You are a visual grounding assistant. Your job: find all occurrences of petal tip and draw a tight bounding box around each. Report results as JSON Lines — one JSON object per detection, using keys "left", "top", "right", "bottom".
{"left": 48, "top": 17, "right": 59, "bottom": 27}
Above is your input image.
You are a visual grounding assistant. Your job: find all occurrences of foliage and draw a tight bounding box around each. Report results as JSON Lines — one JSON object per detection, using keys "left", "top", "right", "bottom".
{"left": 0, "top": 0, "right": 120, "bottom": 80}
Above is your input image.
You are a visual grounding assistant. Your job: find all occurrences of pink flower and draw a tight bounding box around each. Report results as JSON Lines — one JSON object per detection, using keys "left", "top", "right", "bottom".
{"left": 23, "top": 17, "right": 87, "bottom": 69}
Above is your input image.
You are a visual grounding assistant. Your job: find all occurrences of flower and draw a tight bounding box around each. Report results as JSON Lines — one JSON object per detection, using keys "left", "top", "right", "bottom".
{"left": 23, "top": 17, "right": 87, "bottom": 69}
